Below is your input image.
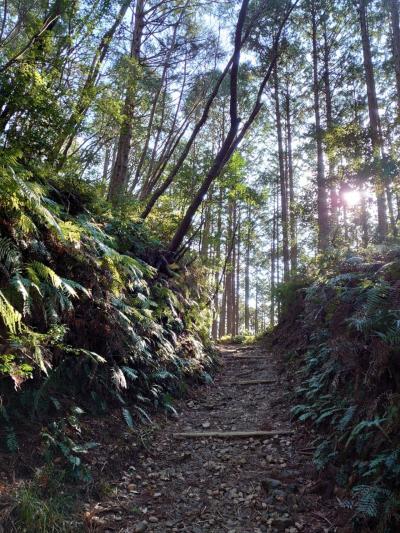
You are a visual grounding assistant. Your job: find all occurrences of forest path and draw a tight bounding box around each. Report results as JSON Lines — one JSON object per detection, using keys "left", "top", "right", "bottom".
{"left": 88, "top": 344, "right": 338, "bottom": 533}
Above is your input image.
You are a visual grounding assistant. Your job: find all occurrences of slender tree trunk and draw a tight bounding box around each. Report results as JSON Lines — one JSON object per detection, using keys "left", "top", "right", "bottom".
{"left": 274, "top": 66, "right": 290, "bottom": 279}
{"left": 219, "top": 271, "right": 227, "bottom": 338}
{"left": 212, "top": 190, "right": 223, "bottom": 339}
{"left": 140, "top": 53, "right": 236, "bottom": 219}
{"left": 322, "top": 17, "right": 340, "bottom": 242}
{"left": 101, "top": 146, "right": 111, "bottom": 186}
{"left": 167, "top": 0, "right": 294, "bottom": 255}
{"left": 200, "top": 193, "right": 212, "bottom": 258}
{"left": 235, "top": 206, "right": 241, "bottom": 336}
{"left": 255, "top": 271, "right": 259, "bottom": 335}
{"left": 311, "top": 0, "right": 330, "bottom": 250}
{"left": 285, "top": 82, "right": 297, "bottom": 274}
{"left": 361, "top": 194, "right": 369, "bottom": 246}
{"left": 108, "top": 0, "right": 145, "bottom": 204}
{"left": 51, "top": 0, "right": 131, "bottom": 163}
{"left": 358, "top": 0, "right": 388, "bottom": 241}
{"left": 270, "top": 196, "right": 277, "bottom": 327}
{"left": 230, "top": 201, "right": 237, "bottom": 336}
{"left": 387, "top": 185, "right": 398, "bottom": 236}
{"left": 388, "top": 0, "right": 400, "bottom": 115}
{"left": 244, "top": 206, "right": 251, "bottom": 331}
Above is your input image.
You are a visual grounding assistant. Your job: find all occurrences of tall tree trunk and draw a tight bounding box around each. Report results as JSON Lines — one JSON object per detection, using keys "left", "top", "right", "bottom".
{"left": 322, "top": 16, "right": 340, "bottom": 242}
{"left": 254, "top": 271, "right": 259, "bottom": 335}
{"left": 244, "top": 206, "right": 251, "bottom": 332}
{"left": 219, "top": 272, "right": 227, "bottom": 338}
{"left": 235, "top": 206, "right": 241, "bottom": 336}
{"left": 200, "top": 194, "right": 212, "bottom": 258}
{"left": 212, "top": 190, "right": 223, "bottom": 339}
{"left": 108, "top": 0, "right": 145, "bottom": 204}
{"left": 226, "top": 200, "right": 233, "bottom": 336}
{"left": 230, "top": 201, "right": 237, "bottom": 336}
{"left": 274, "top": 66, "right": 290, "bottom": 280}
{"left": 311, "top": 0, "right": 330, "bottom": 250}
{"left": 101, "top": 146, "right": 111, "bottom": 186}
{"left": 270, "top": 196, "right": 277, "bottom": 327}
{"left": 285, "top": 82, "right": 297, "bottom": 274}
{"left": 387, "top": 185, "right": 398, "bottom": 236}
{"left": 358, "top": 0, "right": 388, "bottom": 241}
{"left": 167, "top": 0, "right": 294, "bottom": 255}
{"left": 388, "top": 0, "right": 400, "bottom": 115}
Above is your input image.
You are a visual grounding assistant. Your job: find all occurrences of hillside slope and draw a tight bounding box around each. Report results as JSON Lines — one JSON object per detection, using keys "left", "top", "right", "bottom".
{"left": 268, "top": 252, "right": 400, "bottom": 531}
{"left": 0, "top": 172, "right": 214, "bottom": 480}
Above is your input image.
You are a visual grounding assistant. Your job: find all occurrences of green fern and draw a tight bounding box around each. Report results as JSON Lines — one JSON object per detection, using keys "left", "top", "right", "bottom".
{"left": 6, "top": 427, "right": 19, "bottom": 453}
{"left": 0, "top": 290, "right": 22, "bottom": 333}
{"left": 353, "top": 485, "right": 391, "bottom": 519}
{"left": 122, "top": 407, "right": 134, "bottom": 429}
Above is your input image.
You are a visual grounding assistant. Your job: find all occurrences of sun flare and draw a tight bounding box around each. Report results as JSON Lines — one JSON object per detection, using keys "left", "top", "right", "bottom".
{"left": 343, "top": 190, "right": 362, "bottom": 207}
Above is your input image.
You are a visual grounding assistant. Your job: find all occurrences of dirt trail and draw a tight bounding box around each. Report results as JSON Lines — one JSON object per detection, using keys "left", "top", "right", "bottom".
{"left": 87, "top": 344, "right": 338, "bottom": 533}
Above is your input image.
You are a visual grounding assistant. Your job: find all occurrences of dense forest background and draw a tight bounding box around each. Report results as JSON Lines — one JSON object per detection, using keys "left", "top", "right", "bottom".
{"left": 1, "top": 0, "right": 400, "bottom": 531}
{"left": 1, "top": 0, "right": 399, "bottom": 335}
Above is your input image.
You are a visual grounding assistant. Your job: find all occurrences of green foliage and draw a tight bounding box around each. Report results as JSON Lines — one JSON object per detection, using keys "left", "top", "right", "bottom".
{"left": 42, "top": 413, "right": 98, "bottom": 482}
{"left": 287, "top": 258, "right": 400, "bottom": 530}
{"left": 219, "top": 334, "right": 256, "bottom": 345}
{"left": 0, "top": 168, "right": 214, "bottom": 479}
{"left": 6, "top": 466, "right": 76, "bottom": 533}
{"left": 274, "top": 276, "right": 310, "bottom": 316}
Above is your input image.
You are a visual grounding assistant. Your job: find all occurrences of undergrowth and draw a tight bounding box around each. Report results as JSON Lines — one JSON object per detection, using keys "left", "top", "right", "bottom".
{"left": 271, "top": 251, "right": 400, "bottom": 531}
{"left": 0, "top": 167, "right": 216, "bottom": 508}
{"left": 1, "top": 465, "right": 77, "bottom": 532}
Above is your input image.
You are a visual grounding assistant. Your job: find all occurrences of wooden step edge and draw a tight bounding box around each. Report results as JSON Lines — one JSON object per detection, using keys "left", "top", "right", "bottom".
{"left": 237, "top": 379, "right": 277, "bottom": 385}
{"left": 173, "top": 430, "right": 294, "bottom": 439}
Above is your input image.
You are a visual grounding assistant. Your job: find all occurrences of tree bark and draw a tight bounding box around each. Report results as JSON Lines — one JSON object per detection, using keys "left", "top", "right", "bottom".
{"left": 167, "top": 0, "right": 297, "bottom": 256}
{"left": 226, "top": 200, "right": 234, "bottom": 336}
{"left": 212, "top": 189, "right": 223, "bottom": 339}
{"left": 388, "top": 0, "right": 400, "bottom": 115}
{"left": 270, "top": 195, "right": 277, "bottom": 327}
{"left": 358, "top": 0, "right": 388, "bottom": 241}
{"left": 322, "top": 16, "right": 340, "bottom": 242}
{"left": 285, "top": 84, "right": 297, "bottom": 273}
{"left": 235, "top": 205, "right": 241, "bottom": 336}
{"left": 311, "top": 0, "right": 330, "bottom": 250}
{"left": 101, "top": 145, "right": 111, "bottom": 186}
{"left": 219, "top": 271, "right": 227, "bottom": 338}
{"left": 200, "top": 193, "right": 212, "bottom": 258}
{"left": 244, "top": 206, "right": 251, "bottom": 332}
{"left": 274, "top": 66, "right": 290, "bottom": 280}
{"left": 108, "top": 0, "right": 145, "bottom": 204}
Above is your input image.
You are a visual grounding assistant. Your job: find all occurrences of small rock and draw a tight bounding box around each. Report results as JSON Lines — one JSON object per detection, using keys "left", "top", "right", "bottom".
{"left": 133, "top": 521, "right": 148, "bottom": 533}
{"left": 272, "top": 517, "right": 294, "bottom": 531}
{"left": 261, "top": 478, "right": 283, "bottom": 493}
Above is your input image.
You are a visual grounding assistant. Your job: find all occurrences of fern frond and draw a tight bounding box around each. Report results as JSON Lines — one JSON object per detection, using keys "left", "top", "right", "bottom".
{"left": 112, "top": 366, "right": 127, "bottom": 390}
{"left": 0, "top": 290, "right": 22, "bottom": 333}
{"left": 122, "top": 407, "right": 134, "bottom": 429}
